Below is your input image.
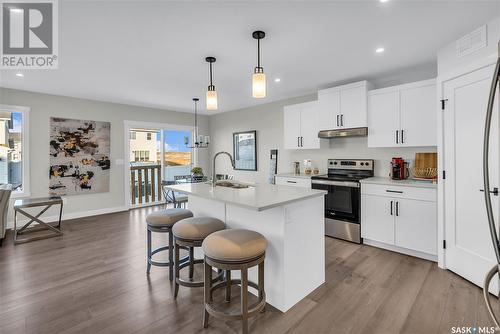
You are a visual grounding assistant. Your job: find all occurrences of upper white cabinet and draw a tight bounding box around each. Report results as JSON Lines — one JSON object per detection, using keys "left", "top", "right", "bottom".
{"left": 368, "top": 79, "right": 437, "bottom": 147}
{"left": 283, "top": 101, "right": 325, "bottom": 149}
{"left": 318, "top": 81, "right": 372, "bottom": 130}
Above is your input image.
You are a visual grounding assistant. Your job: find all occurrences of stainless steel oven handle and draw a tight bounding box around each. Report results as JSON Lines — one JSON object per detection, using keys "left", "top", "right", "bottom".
{"left": 311, "top": 179, "right": 360, "bottom": 188}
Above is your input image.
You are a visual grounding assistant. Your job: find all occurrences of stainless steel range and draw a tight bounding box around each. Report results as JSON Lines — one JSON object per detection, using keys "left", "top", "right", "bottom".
{"left": 311, "top": 159, "right": 374, "bottom": 243}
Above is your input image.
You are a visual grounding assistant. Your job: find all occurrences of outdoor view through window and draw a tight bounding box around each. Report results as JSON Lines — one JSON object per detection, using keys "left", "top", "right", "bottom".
{"left": 129, "top": 128, "right": 193, "bottom": 205}
{"left": 0, "top": 112, "right": 23, "bottom": 192}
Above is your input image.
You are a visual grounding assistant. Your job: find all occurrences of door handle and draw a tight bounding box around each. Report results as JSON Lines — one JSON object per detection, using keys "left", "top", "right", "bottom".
{"left": 395, "top": 201, "right": 399, "bottom": 216}
{"left": 340, "top": 114, "right": 344, "bottom": 127}
{"left": 480, "top": 188, "right": 499, "bottom": 196}
{"left": 396, "top": 130, "right": 399, "bottom": 144}
{"left": 300, "top": 137, "right": 303, "bottom": 147}
{"left": 401, "top": 130, "right": 405, "bottom": 143}
{"left": 336, "top": 115, "right": 339, "bottom": 127}
{"left": 297, "top": 137, "right": 300, "bottom": 148}
{"left": 390, "top": 200, "right": 393, "bottom": 215}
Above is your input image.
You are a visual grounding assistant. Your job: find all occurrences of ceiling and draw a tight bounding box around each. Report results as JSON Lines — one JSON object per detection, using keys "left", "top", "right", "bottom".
{"left": 1, "top": 0, "right": 499, "bottom": 114}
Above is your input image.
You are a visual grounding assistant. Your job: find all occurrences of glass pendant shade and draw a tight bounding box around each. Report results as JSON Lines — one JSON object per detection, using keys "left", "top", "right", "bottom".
{"left": 252, "top": 71, "right": 266, "bottom": 98}
{"left": 206, "top": 89, "right": 218, "bottom": 110}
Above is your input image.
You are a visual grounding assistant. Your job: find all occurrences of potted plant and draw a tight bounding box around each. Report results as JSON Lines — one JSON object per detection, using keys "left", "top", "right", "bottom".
{"left": 191, "top": 167, "right": 204, "bottom": 182}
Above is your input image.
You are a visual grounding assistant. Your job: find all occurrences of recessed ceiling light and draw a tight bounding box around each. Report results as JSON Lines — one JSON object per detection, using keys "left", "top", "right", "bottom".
{"left": 274, "top": 78, "right": 281, "bottom": 83}
{"left": 11, "top": 8, "right": 23, "bottom": 13}
{"left": 379, "top": 0, "right": 389, "bottom": 3}
{"left": 15, "top": 73, "right": 24, "bottom": 77}
{"left": 375, "top": 47, "right": 385, "bottom": 53}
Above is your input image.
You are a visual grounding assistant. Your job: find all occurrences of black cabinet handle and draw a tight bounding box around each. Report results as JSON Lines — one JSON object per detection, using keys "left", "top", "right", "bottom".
{"left": 401, "top": 130, "right": 405, "bottom": 143}
{"left": 297, "top": 137, "right": 300, "bottom": 147}
{"left": 396, "top": 201, "right": 399, "bottom": 216}
{"left": 480, "top": 187, "right": 499, "bottom": 196}
{"left": 341, "top": 114, "right": 344, "bottom": 127}
{"left": 336, "top": 115, "right": 339, "bottom": 127}
{"left": 396, "top": 130, "right": 399, "bottom": 144}
{"left": 386, "top": 190, "right": 403, "bottom": 194}
{"left": 287, "top": 180, "right": 297, "bottom": 184}
{"left": 390, "top": 200, "right": 393, "bottom": 215}
{"left": 301, "top": 137, "right": 304, "bottom": 147}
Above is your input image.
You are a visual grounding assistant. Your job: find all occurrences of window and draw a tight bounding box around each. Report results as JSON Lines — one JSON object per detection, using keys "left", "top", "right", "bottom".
{"left": 0, "top": 105, "right": 30, "bottom": 197}
{"left": 133, "top": 150, "right": 151, "bottom": 162}
{"left": 130, "top": 131, "right": 136, "bottom": 140}
{"left": 147, "top": 132, "right": 152, "bottom": 140}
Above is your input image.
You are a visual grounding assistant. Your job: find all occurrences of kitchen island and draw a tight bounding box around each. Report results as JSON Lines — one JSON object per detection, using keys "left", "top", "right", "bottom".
{"left": 165, "top": 182, "right": 326, "bottom": 312}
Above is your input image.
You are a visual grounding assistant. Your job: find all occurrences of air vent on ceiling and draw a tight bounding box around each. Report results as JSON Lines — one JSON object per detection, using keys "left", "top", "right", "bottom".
{"left": 456, "top": 25, "right": 487, "bottom": 58}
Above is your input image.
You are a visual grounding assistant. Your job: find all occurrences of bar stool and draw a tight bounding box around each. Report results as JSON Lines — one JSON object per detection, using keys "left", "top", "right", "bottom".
{"left": 202, "top": 229, "right": 267, "bottom": 334}
{"left": 172, "top": 217, "right": 226, "bottom": 297}
{"left": 145, "top": 208, "right": 193, "bottom": 280}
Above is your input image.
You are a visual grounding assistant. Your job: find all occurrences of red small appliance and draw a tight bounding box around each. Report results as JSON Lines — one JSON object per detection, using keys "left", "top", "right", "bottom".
{"left": 391, "top": 157, "right": 407, "bottom": 180}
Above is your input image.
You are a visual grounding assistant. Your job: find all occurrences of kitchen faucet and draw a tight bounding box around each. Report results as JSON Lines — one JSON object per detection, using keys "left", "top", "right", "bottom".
{"left": 212, "top": 151, "right": 235, "bottom": 186}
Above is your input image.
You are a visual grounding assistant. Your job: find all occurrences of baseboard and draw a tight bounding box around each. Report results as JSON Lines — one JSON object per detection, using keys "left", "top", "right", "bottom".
{"left": 6, "top": 206, "right": 129, "bottom": 230}
{"left": 363, "top": 239, "right": 438, "bottom": 262}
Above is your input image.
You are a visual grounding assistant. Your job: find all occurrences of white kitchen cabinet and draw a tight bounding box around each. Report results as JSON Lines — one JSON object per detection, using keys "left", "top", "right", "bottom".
{"left": 361, "top": 182, "right": 437, "bottom": 260}
{"left": 275, "top": 176, "right": 311, "bottom": 188}
{"left": 395, "top": 198, "right": 437, "bottom": 255}
{"left": 318, "top": 81, "right": 372, "bottom": 131}
{"left": 361, "top": 194, "right": 394, "bottom": 245}
{"left": 368, "top": 79, "right": 437, "bottom": 147}
{"left": 283, "top": 101, "right": 325, "bottom": 149}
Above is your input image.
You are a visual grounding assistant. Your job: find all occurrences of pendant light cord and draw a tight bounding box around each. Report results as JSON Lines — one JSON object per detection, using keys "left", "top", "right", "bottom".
{"left": 257, "top": 38, "right": 261, "bottom": 68}
{"left": 209, "top": 62, "right": 213, "bottom": 87}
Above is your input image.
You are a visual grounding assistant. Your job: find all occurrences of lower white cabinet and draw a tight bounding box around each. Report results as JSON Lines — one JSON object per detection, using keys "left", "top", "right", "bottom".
{"left": 275, "top": 176, "right": 311, "bottom": 188}
{"left": 361, "top": 184, "right": 437, "bottom": 259}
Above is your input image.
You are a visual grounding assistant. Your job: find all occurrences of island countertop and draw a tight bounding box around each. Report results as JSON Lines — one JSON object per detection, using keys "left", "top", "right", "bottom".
{"left": 165, "top": 182, "right": 327, "bottom": 211}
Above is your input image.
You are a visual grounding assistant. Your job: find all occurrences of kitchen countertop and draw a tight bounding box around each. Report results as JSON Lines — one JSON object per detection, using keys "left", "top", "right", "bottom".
{"left": 275, "top": 173, "right": 317, "bottom": 179}
{"left": 165, "top": 182, "right": 327, "bottom": 211}
{"left": 360, "top": 177, "right": 437, "bottom": 189}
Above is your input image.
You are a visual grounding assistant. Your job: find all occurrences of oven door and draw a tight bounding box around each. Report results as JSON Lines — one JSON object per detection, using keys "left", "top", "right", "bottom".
{"left": 311, "top": 180, "right": 360, "bottom": 223}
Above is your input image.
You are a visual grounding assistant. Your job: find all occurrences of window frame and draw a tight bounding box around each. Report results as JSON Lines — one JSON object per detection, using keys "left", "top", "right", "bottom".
{"left": 0, "top": 104, "right": 30, "bottom": 199}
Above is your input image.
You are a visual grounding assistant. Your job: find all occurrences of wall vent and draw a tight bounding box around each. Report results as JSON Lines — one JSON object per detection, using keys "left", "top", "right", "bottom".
{"left": 456, "top": 25, "right": 487, "bottom": 58}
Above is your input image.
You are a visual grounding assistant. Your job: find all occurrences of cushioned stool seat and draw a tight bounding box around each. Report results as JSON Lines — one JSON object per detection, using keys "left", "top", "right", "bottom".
{"left": 146, "top": 208, "right": 193, "bottom": 227}
{"left": 172, "top": 216, "right": 225, "bottom": 298}
{"left": 202, "top": 229, "right": 267, "bottom": 262}
{"left": 172, "top": 217, "right": 225, "bottom": 240}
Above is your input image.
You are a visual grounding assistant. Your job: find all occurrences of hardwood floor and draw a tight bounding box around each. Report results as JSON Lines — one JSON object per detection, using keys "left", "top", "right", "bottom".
{"left": 0, "top": 206, "right": 496, "bottom": 334}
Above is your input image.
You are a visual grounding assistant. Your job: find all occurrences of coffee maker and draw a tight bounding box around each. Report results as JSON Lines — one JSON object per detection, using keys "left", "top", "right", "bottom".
{"left": 391, "top": 157, "right": 409, "bottom": 180}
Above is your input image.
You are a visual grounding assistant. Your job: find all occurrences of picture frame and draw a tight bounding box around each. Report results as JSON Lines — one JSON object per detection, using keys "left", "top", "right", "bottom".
{"left": 233, "top": 130, "right": 257, "bottom": 171}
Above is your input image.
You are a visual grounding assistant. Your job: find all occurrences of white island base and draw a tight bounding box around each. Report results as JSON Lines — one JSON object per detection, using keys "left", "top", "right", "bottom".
{"left": 188, "top": 194, "right": 325, "bottom": 312}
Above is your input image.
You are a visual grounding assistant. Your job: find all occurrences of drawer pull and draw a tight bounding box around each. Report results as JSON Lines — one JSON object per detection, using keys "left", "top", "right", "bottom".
{"left": 287, "top": 180, "right": 297, "bottom": 184}
{"left": 386, "top": 190, "right": 403, "bottom": 194}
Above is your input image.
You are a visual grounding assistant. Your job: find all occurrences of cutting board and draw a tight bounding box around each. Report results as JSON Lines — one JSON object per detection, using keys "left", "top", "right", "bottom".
{"left": 415, "top": 152, "right": 437, "bottom": 168}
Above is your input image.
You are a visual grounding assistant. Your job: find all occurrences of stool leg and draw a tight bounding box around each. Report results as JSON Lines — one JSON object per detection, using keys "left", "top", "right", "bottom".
{"left": 168, "top": 229, "right": 173, "bottom": 281}
{"left": 225, "top": 270, "right": 231, "bottom": 302}
{"left": 258, "top": 261, "right": 265, "bottom": 312}
{"left": 241, "top": 268, "right": 249, "bottom": 334}
{"left": 189, "top": 247, "right": 194, "bottom": 280}
{"left": 174, "top": 241, "right": 180, "bottom": 298}
{"left": 146, "top": 228, "right": 152, "bottom": 274}
{"left": 203, "top": 259, "right": 212, "bottom": 328}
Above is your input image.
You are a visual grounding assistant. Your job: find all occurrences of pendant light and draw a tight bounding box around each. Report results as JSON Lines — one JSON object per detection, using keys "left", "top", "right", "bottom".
{"left": 252, "top": 30, "right": 266, "bottom": 98}
{"left": 186, "top": 98, "right": 210, "bottom": 149}
{"left": 205, "top": 56, "right": 218, "bottom": 110}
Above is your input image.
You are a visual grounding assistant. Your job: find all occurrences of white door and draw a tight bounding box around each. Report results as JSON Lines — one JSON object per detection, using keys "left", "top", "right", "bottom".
{"left": 395, "top": 199, "right": 437, "bottom": 255}
{"left": 318, "top": 88, "right": 340, "bottom": 130}
{"left": 341, "top": 85, "right": 367, "bottom": 128}
{"left": 361, "top": 194, "right": 395, "bottom": 244}
{"left": 283, "top": 105, "right": 301, "bottom": 149}
{"left": 367, "top": 91, "right": 400, "bottom": 147}
{"left": 300, "top": 102, "right": 321, "bottom": 149}
{"left": 443, "top": 63, "right": 499, "bottom": 293}
{"left": 400, "top": 83, "right": 437, "bottom": 147}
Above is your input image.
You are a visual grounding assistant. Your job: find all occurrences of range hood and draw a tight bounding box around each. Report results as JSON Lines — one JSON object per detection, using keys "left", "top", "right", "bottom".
{"left": 318, "top": 127, "right": 368, "bottom": 139}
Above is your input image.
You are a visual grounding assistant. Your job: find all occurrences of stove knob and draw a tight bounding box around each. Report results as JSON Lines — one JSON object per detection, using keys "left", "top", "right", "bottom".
{"left": 360, "top": 162, "right": 364, "bottom": 166}
{"left": 333, "top": 162, "right": 338, "bottom": 165}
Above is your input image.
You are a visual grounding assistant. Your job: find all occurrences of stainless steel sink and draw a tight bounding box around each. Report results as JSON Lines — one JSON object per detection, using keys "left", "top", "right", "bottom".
{"left": 214, "top": 181, "right": 250, "bottom": 189}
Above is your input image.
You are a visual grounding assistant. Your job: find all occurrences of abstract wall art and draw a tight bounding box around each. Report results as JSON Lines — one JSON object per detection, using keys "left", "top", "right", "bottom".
{"left": 49, "top": 117, "right": 111, "bottom": 196}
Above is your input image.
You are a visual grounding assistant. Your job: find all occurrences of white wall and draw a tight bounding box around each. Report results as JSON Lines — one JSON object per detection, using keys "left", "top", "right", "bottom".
{"left": 208, "top": 81, "right": 437, "bottom": 184}
{"left": 437, "top": 17, "right": 500, "bottom": 76}
{"left": 0, "top": 88, "right": 210, "bottom": 227}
